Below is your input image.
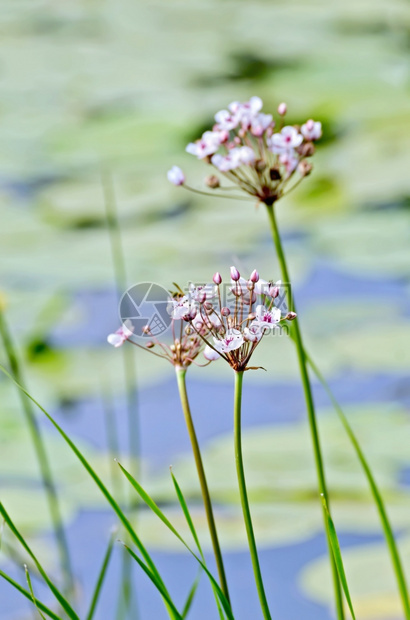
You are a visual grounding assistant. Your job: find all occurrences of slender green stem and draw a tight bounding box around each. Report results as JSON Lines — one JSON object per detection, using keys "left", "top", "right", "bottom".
{"left": 233, "top": 371, "right": 272, "bottom": 620}
{"left": 265, "top": 204, "right": 344, "bottom": 620}
{"left": 308, "top": 354, "right": 410, "bottom": 619}
{"left": 0, "top": 309, "right": 74, "bottom": 599}
{"left": 175, "top": 367, "right": 230, "bottom": 604}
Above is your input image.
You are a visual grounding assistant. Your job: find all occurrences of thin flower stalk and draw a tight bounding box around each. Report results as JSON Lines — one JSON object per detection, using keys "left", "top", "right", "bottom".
{"left": 234, "top": 370, "right": 272, "bottom": 620}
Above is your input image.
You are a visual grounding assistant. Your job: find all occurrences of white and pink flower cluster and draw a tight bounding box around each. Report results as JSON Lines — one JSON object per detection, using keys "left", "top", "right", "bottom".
{"left": 168, "top": 96, "right": 322, "bottom": 205}
{"left": 169, "top": 267, "right": 295, "bottom": 371}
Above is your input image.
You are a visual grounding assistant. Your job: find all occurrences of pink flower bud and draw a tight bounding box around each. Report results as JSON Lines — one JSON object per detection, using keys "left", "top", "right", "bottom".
{"left": 197, "top": 291, "right": 206, "bottom": 304}
{"left": 221, "top": 307, "right": 230, "bottom": 316}
{"left": 213, "top": 272, "right": 222, "bottom": 285}
{"left": 230, "top": 266, "right": 240, "bottom": 281}
{"left": 268, "top": 286, "right": 279, "bottom": 298}
{"left": 250, "top": 269, "right": 259, "bottom": 283}
{"left": 278, "top": 102, "right": 287, "bottom": 116}
{"left": 286, "top": 311, "right": 297, "bottom": 321}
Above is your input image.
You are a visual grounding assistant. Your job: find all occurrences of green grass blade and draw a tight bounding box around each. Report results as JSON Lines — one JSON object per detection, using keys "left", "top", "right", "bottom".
{"left": 120, "top": 543, "right": 182, "bottom": 620}
{"left": 171, "top": 471, "right": 224, "bottom": 620}
{"left": 0, "top": 309, "right": 74, "bottom": 597}
{"left": 0, "top": 568, "right": 62, "bottom": 620}
{"left": 117, "top": 461, "right": 234, "bottom": 620}
{"left": 0, "top": 365, "right": 174, "bottom": 615}
{"left": 170, "top": 471, "right": 204, "bottom": 559}
{"left": 321, "top": 495, "right": 356, "bottom": 620}
{"left": 307, "top": 354, "right": 410, "bottom": 618}
{"left": 182, "top": 568, "right": 202, "bottom": 618}
{"left": 0, "top": 504, "right": 79, "bottom": 620}
{"left": 25, "top": 564, "right": 47, "bottom": 620}
{"left": 85, "top": 529, "right": 116, "bottom": 620}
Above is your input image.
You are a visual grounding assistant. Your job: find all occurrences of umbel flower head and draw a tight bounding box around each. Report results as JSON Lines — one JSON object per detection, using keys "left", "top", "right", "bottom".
{"left": 167, "top": 96, "right": 321, "bottom": 206}
{"left": 107, "top": 286, "right": 218, "bottom": 370}
{"left": 170, "top": 267, "right": 296, "bottom": 372}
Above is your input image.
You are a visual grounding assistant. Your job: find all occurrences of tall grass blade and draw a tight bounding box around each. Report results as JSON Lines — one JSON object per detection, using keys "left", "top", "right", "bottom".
{"left": 307, "top": 353, "right": 410, "bottom": 618}
{"left": 171, "top": 471, "right": 224, "bottom": 620}
{"left": 321, "top": 495, "right": 356, "bottom": 620}
{"left": 120, "top": 543, "right": 182, "bottom": 620}
{"left": 117, "top": 461, "right": 234, "bottom": 620}
{"left": 0, "top": 309, "right": 74, "bottom": 596}
{"left": 0, "top": 365, "right": 176, "bottom": 617}
{"left": 25, "top": 564, "right": 47, "bottom": 620}
{"left": 182, "top": 568, "right": 202, "bottom": 618}
{"left": 85, "top": 529, "right": 116, "bottom": 620}
{"left": 0, "top": 569, "right": 62, "bottom": 620}
{"left": 0, "top": 504, "right": 79, "bottom": 620}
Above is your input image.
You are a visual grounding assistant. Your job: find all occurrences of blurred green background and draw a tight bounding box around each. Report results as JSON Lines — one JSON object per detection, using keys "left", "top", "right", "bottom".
{"left": 1, "top": 0, "right": 410, "bottom": 618}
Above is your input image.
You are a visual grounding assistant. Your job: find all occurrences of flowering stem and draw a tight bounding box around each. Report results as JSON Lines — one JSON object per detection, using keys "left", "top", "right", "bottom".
{"left": 234, "top": 370, "right": 272, "bottom": 620}
{"left": 265, "top": 204, "right": 345, "bottom": 620}
{"left": 0, "top": 308, "right": 74, "bottom": 600}
{"left": 175, "top": 367, "right": 230, "bottom": 604}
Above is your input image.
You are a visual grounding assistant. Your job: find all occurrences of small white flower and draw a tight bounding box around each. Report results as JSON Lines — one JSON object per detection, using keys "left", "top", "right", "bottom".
{"left": 167, "top": 166, "right": 185, "bottom": 186}
{"left": 186, "top": 130, "right": 226, "bottom": 159}
{"left": 251, "top": 305, "right": 281, "bottom": 332}
{"left": 107, "top": 320, "right": 134, "bottom": 347}
{"left": 280, "top": 152, "right": 299, "bottom": 175}
{"left": 211, "top": 152, "right": 240, "bottom": 172}
{"left": 268, "top": 126, "right": 303, "bottom": 154}
{"left": 250, "top": 113, "right": 273, "bottom": 137}
{"left": 254, "top": 278, "right": 270, "bottom": 295}
{"left": 243, "top": 325, "right": 262, "bottom": 343}
{"left": 301, "top": 120, "right": 322, "bottom": 141}
{"left": 189, "top": 282, "right": 216, "bottom": 302}
{"left": 168, "top": 296, "right": 192, "bottom": 320}
{"left": 213, "top": 329, "right": 244, "bottom": 354}
{"left": 237, "top": 146, "right": 255, "bottom": 165}
{"left": 204, "top": 345, "right": 221, "bottom": 361}
{"left": 214, "top": 109, "right": 239, "bottom": 131}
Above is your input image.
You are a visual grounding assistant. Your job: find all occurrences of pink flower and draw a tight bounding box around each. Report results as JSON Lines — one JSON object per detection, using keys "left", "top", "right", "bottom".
{"left": 251, "top": 305, "right": 281, "bottom": 333}
{"left": 268, "top": 126, "right": 303, "bottom": 154}
{"left": 169, "top": 296, "right": 193, "bottom": 320}
{"left": 243, "top": 325, "right": 262, "bottom": 343}
{"left": 204, "top": 345, "right": 221, "bottom": 361}
{"left": 186, "top": 130, "right": 226, "bottom": 159}
{"left": 301, "top": 120, "right": 322, "bottom": 141}
{"left": 250, "top": 113, "right": 273, "bottom": 137}
{"left": 167, "top": 166, "right": 185, "bottom": 186}
{"left": 280, "top": 152, "right": 299, "bottom": 175}
{"left": 214, "top": 109, "right": 239, "bottom": 131}
{"left": 107, "top": 320, "right": 134, "bottom": 347}
{"left": 213, "top": 329, "right": 244, "bottom": 354}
